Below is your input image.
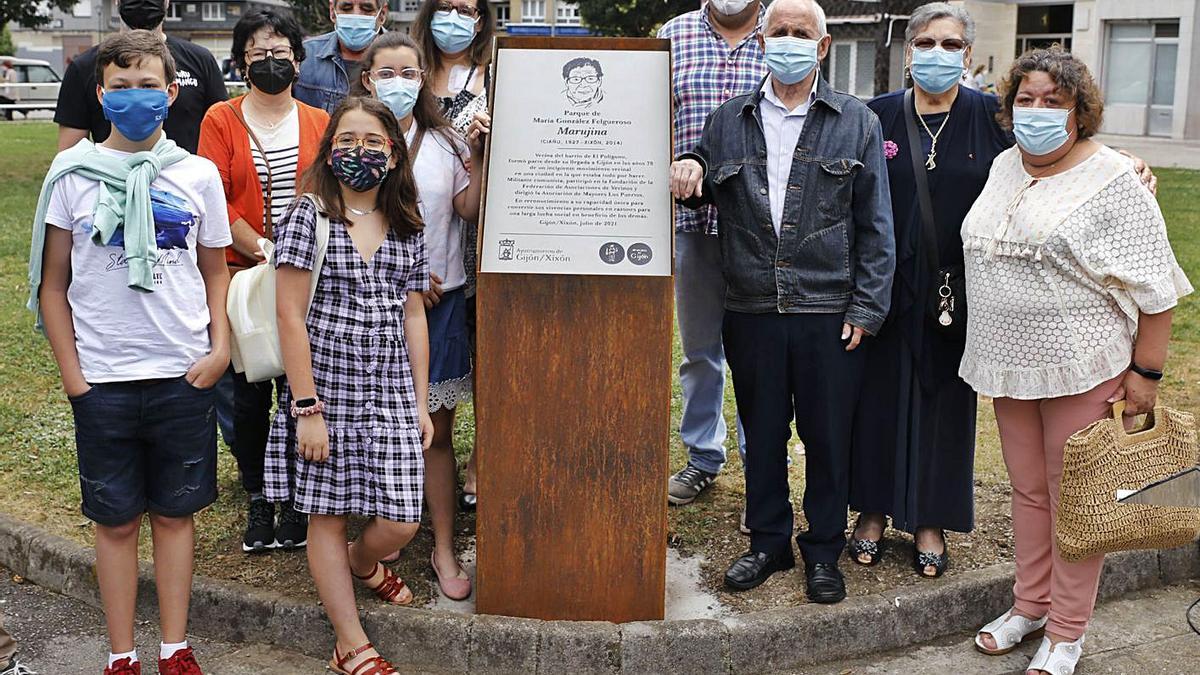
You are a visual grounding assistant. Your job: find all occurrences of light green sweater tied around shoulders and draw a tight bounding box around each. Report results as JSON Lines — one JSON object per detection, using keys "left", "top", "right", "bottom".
{"left": 26, "top": 136, "right": 190, "bottom": 329}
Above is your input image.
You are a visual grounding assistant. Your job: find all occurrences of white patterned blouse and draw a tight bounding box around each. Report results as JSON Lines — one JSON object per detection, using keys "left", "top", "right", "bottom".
{"left": 959, "top": 144, "right": 1192, "bottom": 400}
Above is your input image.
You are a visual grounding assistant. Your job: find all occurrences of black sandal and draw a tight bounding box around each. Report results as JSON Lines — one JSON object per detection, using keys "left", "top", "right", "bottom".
{"left": 848, "top": 516, "right": 886, "bottom": 566}
{"left": 913, "top": 530, "right": 949, "bottom": 578}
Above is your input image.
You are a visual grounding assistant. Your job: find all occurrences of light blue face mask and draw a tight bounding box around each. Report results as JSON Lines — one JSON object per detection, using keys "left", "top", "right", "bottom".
{"left": 431, "top": 10, "right": 478, "bottom": 54}
{"left": 376, "top": 76, "right": 421, "bottom": 120}
{"left": 910, "top": 47, "right": 964, "bottom": 95}
{"left": 1012, "top": 106, "right": 1076, "bottom": 156}
{"left": 764, "top": 36, "right": 820, "bottom": 86}
{"left": 336, "top": 13, "right": 379, "bottom": 53}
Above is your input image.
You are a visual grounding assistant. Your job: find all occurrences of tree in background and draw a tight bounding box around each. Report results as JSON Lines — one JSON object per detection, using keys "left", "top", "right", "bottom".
{"left": 580, "top": 0, "right": 700, "bottom": 37}
{"left": 288, "top": 0, "right": 334, "bottom": 35}
{"left": 0, "top": 1, "right": 77, "bottom": 31}
{"left": 0, "top": 25, "right": 14, "bottom": 57}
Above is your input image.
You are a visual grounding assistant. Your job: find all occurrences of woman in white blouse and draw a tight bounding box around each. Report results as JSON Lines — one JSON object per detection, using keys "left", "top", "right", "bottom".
{"left": 962, "top": 47, "right": 1191, "bottom": 675}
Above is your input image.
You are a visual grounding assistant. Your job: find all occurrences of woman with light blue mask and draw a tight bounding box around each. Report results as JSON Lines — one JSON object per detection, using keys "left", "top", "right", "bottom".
{"left": 847, "top": 3, "right": 1156, "bottom": 584}
{"left": 352, "top": 31, "right": 490, "bottom": 603}
{"left": 411, "top": 0, "right": 496, "bottom": 514}
{"left": 963, "top": 46, "right": 1186, "bottom": 675}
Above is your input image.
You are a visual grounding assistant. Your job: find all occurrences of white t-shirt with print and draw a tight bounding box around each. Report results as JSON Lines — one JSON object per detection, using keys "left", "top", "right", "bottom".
{"left": 407, "top": 125, "right": 471, "bottom": 291}
{"left": 45, "top": 147, "right": 233, "bottom": 383}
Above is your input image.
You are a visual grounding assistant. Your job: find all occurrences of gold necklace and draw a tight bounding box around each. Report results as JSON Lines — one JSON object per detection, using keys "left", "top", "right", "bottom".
{"left": 916, "top": 109, "right": 952, "bottom": 170}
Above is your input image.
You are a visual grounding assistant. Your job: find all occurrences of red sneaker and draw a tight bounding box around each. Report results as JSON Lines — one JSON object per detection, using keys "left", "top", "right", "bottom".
{"left": 103, "top": 657, "right": 141, "bottom": 675}
{"left": 158, "top": 647, "right": 204, "bottom": 675}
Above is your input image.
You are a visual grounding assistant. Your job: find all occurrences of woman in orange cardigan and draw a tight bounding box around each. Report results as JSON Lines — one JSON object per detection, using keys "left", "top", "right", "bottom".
{"left": 198, "top": 8, "right": 329, "bottom": 556}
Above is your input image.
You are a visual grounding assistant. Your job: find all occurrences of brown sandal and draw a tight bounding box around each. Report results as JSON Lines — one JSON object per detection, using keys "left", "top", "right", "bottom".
{"left": 352, "top": 561, "right": 413, "bottom": 605}
{"left": 330, "top": 642, "right": 397, "bottom": 675}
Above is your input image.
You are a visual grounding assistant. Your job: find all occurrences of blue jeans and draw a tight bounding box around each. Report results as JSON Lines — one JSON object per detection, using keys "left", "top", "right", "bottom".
{"left": 676, "top": 232, "right": 746, "bottom": 475}
{"left": 215, "top": 369, "right": 236, "bottom": 448}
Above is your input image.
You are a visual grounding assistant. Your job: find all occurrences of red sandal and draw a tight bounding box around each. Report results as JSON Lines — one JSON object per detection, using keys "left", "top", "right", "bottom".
{"left": 329, "top": 642, "right": 397, "bottom": 675}
{"left": 352, "top": 561, "right": 413, "bottom": 605}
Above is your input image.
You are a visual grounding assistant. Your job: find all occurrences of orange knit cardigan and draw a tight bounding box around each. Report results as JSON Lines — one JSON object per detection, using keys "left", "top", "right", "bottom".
{"left": 198, "top": 95, "right": 330, "bottom": 269}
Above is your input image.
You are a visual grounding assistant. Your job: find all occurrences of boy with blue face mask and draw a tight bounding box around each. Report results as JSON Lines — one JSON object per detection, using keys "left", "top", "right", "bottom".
{"left": 28, "top": 30, "right": 232, "bottom": 675}
{"left": 295, "top": 0, "right": 389, "bottom": 113}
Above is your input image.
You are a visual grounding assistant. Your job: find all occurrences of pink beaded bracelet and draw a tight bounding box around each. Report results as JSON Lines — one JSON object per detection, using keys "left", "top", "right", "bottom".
{"left": 290, "top": 399, "right": 326, "bottom": 418}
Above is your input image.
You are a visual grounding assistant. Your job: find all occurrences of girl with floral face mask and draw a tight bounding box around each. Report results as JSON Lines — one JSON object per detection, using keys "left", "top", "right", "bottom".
{"left": 267, "top": 96, "right": 431, "bottom": 675}
{"left": 353, "top": 30, "right": 488, "bottom": 602}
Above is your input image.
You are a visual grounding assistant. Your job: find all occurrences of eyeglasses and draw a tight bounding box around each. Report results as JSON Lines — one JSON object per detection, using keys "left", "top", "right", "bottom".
{"left": 333, "top": 133, "right": 393, "bottom": 154}
{"left": 911, "top": 37, "right": 968, "bottom": 52}
{"left": 566, "top": 75, "right": 600, "bottom": 85}
{"left": 436, "top": 2, "right": 481, "bottom": 19}
{"left": 369, "top": 67, "right": 424, "bottom": 83}
{"left": 245, "top": 46, "right": 295, "bottom": 62}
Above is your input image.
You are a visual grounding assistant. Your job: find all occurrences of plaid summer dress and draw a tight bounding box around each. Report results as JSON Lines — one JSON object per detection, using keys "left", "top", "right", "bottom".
{"left": 264, "top": 196, "right": 430, "bottom": 522}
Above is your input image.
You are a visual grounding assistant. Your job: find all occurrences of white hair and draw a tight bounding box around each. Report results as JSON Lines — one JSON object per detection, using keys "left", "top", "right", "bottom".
{"left": 906, "top": 2, "right": 976, "bottom": 45}
{"left": 764, "top": 0, "right": 828, "bottom": 37}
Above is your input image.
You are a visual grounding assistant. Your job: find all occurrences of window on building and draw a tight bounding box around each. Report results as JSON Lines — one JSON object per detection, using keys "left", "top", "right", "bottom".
{"left": 202, "top": 2, "right": 224, "bottom": 21}
{"left": 830, "top": 41, "right": 876, "bottom": 99}
{"left": 72, "top": 2, "right": 91, "bottom": 18}
{"left": 556, "top": 2, "right": 580, "bottom": 25}
{"left": 166, "top": 3, "right": 182, "bottom": 21}
{"left": 1104, "top": 20, "right": 1180, "bottom": 136}
{"left": 522, "top": 0, "right": 546, "bottom": 23}
{"left": 1015, "top": 4, "right": 1073, "bottom": 56}
{"left": 494, "top": 2, "right": 510, "bottom": 27}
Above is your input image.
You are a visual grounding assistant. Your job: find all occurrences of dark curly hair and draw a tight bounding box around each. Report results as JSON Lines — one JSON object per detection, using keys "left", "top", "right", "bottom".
{"left": 231, "top": 9, "right": 307, "bottom": 76}
{"left": 997, "top": 45, "right": 1104, "bottom": 140}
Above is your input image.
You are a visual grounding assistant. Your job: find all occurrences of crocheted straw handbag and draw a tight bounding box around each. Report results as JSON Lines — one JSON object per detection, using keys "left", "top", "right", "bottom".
{"left": 1057, "top": 401, "right": 1200, "bottom": 562}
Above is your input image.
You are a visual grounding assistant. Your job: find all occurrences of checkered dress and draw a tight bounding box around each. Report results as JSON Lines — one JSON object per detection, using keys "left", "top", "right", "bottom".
{"left": 658, "top": 8, "right": 767, "bottom": 235}
{"left": 264, "top": 197, "right": 430, "bottom": 522}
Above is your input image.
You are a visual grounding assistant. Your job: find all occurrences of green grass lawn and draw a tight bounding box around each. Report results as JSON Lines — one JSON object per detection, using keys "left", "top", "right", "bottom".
{"left": 0, "top": 121, "right": 1197, "bottom": 608}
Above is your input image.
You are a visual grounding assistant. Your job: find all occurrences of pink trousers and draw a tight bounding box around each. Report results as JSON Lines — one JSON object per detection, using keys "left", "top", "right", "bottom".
{"left": 992, "top": 375, "right": 1123, "bottom": 640}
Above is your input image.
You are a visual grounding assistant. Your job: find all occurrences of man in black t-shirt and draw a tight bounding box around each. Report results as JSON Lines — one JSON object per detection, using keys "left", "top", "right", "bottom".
{"left": 54, "top": 0, "right": 227, "bottom": 152}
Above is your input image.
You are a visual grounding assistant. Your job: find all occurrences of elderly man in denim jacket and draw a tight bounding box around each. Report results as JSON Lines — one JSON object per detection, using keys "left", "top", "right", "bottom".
{"left": 671, "top": 0, "right": 895, "bottom": 604}
{"left": 295, "top": 0, "right": 388, "bottom": 113}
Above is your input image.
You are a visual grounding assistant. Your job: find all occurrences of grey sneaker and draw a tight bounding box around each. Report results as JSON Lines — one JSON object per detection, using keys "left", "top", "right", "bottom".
{"left": 668, "top": 464, "right": 717, "bottom": 505}
{"left": 0, "top": 658, "right": 37, "bottom": 675}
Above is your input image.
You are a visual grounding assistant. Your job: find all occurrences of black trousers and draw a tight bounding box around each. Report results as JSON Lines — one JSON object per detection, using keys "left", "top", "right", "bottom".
{"left": 230, "top": 369, "right": 284, "bottom": 496}
{"left": 724, "top": 311, "right": 866, "bottom": 564}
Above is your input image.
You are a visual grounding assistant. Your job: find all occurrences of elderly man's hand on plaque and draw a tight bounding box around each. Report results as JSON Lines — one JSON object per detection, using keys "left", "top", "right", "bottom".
{"left": 670, "top": 159, "right": 704, "bottom": 200}
{"left": 466, "top": 111, "right": 491, "bottom": 155}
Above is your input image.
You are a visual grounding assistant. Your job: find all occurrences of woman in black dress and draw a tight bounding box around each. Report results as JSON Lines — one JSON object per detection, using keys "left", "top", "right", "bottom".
{"left": 849, "top": 2, "right": 1008, "bottom": 577}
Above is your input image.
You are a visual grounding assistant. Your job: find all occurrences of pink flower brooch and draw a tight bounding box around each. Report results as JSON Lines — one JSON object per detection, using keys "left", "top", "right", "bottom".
{"left": 883, "top": 140, "right": 899, "bottom": 160}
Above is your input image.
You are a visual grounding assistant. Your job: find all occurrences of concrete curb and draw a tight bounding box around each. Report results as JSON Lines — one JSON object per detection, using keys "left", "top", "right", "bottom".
{"left": 1, "top": 514, "right": 1196, "bottom": 673}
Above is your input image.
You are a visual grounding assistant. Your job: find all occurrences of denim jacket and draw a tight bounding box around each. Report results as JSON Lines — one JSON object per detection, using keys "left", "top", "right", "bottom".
{"left": 294, "top": 31, "right": 352, "bottom": 114}
{"left": 680, "top": 76, "right": 895, "bottom": 335}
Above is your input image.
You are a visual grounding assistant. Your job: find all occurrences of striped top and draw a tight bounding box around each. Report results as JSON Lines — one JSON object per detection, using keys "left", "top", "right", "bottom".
{"left": 245, "top": 106, "right": 301, "bottom": 230}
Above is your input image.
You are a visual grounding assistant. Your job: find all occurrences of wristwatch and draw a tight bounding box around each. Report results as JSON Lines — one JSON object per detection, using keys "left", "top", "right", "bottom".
{"left": 1129, "top": 362, "right": 1164, "bottom": 381}
{"left": 295, "top": 397, "right": 318, "bottom": 408}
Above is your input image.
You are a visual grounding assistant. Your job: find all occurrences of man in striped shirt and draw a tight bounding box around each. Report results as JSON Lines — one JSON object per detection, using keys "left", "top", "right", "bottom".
{"left": 659, "top": 1, "right": 766, "bottom": 516}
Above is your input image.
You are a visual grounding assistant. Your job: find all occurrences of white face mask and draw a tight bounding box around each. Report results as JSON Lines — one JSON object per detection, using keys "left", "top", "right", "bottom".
{"left": 709, "top": 0, "right": 754, "bottom": 16}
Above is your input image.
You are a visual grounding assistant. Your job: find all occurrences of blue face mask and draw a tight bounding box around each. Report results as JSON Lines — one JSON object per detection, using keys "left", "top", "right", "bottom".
{"left": 431, "top": 10, "right": 477, "bottom": 54}
{"left": 764, "top": 36, "right": 820, "bottom": 86}
{"left": 376, "top": 76, "right": 421, "bottom": 120}
{"left": 910, "top": 47, "right": 964, "bottom": 95}
{"left": 336, "top": 13, "right": 379, "bottom": 53}
{"left": 101, "top": 88, "right": 169, "bottom": 142}
{"left": 1012, "top": 106, "right": 1076, "bottom": 156}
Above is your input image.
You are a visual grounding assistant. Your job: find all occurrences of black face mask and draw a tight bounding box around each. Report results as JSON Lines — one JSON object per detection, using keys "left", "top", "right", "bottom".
{"left": 247, "top": 56, "right": 296, "bottom": 95}
{"left": 119, "top": 0, "right": 167, "bottom": 30}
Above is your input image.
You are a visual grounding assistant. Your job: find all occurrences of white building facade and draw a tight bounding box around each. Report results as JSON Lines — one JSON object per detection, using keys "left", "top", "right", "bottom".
{"left": 962, "top": 0, "right": 1200, "bottom": 139}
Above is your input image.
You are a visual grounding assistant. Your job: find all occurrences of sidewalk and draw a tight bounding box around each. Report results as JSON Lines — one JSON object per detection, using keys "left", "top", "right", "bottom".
{"left": 1095, "top": 133, "right": 1200, "bottom": 170}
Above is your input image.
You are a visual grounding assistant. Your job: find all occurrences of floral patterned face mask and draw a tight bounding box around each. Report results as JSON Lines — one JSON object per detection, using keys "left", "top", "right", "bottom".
{"left": 331, "top": 147, "right": 390, "bottom": 192}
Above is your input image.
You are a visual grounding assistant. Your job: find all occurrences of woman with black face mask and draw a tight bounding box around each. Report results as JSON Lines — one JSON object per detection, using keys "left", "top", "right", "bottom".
{"left": 198, "top": 9, "right": 330, "bottom": 557}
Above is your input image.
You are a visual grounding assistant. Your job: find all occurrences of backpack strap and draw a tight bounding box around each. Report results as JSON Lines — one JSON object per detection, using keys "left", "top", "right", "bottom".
{"left": 303, "top": 193, "right": 331, "bottom": 313}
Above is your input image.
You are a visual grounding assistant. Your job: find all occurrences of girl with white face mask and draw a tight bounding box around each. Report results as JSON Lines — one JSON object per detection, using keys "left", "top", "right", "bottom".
{"left": 353, "top": 31, "right": 489, "bottom": 602}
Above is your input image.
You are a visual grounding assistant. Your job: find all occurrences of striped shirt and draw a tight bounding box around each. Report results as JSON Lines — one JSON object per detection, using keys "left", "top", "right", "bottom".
{"left": 245, "top": 107, "right": 300, "bottom": 230}
{"left": 658, "top": 7, "right": 766, "bottom": 235}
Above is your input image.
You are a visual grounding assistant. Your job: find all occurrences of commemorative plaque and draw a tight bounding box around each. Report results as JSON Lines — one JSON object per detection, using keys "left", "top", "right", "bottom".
{"left": 474, "top": 37, "right": 673, "bottom": 623}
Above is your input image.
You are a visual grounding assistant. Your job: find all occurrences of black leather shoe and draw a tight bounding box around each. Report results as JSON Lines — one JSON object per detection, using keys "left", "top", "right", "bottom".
{"left": 805, "top": 562, "right": 847, "bottom": 604}
{"left": 724, "top": 550, "right": 795, "bottom": 591}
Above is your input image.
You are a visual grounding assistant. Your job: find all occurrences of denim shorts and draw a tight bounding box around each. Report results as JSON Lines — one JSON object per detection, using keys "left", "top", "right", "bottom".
{"left": 70, "top": 375, "right": 218, "bottom": 526}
